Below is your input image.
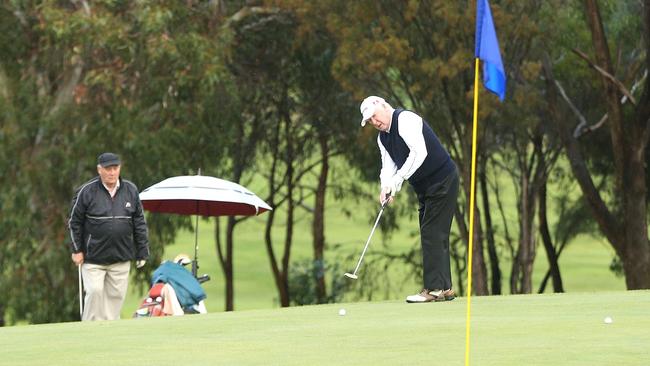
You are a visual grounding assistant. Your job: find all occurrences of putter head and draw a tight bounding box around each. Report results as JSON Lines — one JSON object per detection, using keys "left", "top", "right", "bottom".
{"left": 344, "top": 272, "right": 358, "bottom": 280}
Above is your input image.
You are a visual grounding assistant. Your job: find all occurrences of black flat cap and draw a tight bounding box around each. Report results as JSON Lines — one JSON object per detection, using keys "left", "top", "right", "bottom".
{"left": 97, "top": 152, "right": 121, "bottom": 167}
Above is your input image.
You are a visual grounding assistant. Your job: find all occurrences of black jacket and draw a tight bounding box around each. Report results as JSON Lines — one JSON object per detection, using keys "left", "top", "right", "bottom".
{"left": 68, "top": 177, "right": 149, "bottom": 265}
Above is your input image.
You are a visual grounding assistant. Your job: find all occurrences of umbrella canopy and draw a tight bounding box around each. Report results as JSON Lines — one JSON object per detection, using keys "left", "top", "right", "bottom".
{"left": 139, "top": 175, "right": 271, "bottom": 278}
{"left": 140, "top": 175, "right": 272, "bottom": 217}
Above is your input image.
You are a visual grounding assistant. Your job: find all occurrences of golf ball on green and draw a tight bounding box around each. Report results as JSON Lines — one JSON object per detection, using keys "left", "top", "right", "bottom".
{"left": 603, "top": 316, "right": 613, "bottom": 324}
{"left": 338, "top": 308, "right": 346, "bottom": 316}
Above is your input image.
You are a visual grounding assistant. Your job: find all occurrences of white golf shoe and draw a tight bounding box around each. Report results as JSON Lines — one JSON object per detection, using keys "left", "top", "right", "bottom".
{"left": 405, "top": 289, "right": 455, "bottom": 303}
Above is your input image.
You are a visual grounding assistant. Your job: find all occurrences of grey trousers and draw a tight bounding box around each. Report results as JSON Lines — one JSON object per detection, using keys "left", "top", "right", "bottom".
{"left": 417, "top": 167, "right": 459, "bottom": 291}
{"left": 81, "top": 261, "right": 130, "bottom": 321}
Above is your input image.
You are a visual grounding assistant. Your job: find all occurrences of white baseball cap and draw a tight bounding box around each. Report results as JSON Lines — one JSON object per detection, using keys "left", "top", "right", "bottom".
{"left": 173, "top": 253, "right": 192, "bottom": 266}
{"left": 359, "top": 96, "right": 385, "bottom": 126}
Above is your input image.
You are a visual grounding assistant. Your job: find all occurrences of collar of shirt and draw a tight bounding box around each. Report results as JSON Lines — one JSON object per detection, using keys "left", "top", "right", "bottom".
{"left": 103, "top": 179, "right": 120, "bottom": 198}
{"left": 384, "top": 109, "right": 396, "bottom": 132}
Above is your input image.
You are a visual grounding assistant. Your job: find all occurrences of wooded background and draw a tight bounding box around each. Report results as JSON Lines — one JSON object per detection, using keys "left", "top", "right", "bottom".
{"left": 1, "top": 0, "right": 648, "bottom": 325}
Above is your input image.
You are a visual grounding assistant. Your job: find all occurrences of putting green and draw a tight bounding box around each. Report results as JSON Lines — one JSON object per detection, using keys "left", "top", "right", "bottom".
{"left": 1, "top": 290, "right": 648, "bottom": 365}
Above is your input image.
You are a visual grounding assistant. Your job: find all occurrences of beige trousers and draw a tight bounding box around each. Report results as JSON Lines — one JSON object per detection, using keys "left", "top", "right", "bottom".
{"left": 81, "top": 261, "right": 130, "bottom": 321}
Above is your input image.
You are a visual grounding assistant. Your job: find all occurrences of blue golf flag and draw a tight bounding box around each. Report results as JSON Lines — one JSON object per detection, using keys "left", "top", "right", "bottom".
{"left": 475, "top": 0, "right": 506, "bottom": 101}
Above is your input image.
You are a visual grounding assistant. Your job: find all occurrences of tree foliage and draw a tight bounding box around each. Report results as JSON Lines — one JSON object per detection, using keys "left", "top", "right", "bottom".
{"left": 1, "top": 0, "right": 648, "bottom": 324}
{"left": 0, "top": 0, "right": 234, "bottom": 324}
{"left": 542, "top": 0, "right": 650, "bottom": 288}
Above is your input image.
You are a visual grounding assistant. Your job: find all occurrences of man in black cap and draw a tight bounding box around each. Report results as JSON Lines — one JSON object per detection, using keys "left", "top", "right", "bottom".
{"left": 68, "top": 152, "right": 149, "bottom": 320}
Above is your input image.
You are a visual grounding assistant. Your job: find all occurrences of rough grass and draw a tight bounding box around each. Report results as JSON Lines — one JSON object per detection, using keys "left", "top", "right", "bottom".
{"left": 2, "top": 291, "right": 648, "bottom": 366}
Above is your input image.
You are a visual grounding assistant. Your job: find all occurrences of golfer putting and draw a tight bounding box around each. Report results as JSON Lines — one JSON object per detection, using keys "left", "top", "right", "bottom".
{"left": 357, "top": 96, "right": 459, "bottom": 303}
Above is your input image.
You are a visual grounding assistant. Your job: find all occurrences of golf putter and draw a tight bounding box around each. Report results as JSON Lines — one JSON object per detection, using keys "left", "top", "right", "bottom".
{"left": 344, "top": 195, "right": 390, "bottom": 280}
{"left": 78, "top": 265, "right": 83, "bottom": 319}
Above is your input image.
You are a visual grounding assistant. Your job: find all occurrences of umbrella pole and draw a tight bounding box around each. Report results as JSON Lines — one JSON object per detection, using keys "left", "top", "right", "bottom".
{"left": 192, "top": 208, "right": 199, "bottom": 278}
{"left": 194, "top": 170, "right": 200, "bottom": 277}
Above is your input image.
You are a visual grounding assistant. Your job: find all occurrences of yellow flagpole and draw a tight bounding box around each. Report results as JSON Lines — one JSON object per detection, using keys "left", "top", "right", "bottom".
{"left": 465, "top": 57, "right": 481, "bottom": 366}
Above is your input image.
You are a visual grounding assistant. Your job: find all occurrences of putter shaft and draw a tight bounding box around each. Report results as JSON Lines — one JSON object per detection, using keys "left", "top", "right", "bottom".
{"left": 346, "top": 199, "right": 388, "bottom": 279}
{"left": 78, "top": 265, "right": 83, "bottom": 319}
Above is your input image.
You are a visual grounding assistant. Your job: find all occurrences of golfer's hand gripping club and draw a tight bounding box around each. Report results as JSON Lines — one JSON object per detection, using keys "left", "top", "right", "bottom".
{"left": 381, "top": 192, "right": 392, "bottom": 207}
{"left": 344, "top": 195, "right": 391, "bottom": 280}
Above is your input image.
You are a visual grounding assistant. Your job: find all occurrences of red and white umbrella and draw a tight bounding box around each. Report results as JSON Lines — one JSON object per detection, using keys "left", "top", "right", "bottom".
{"left": 139, "top": 175, "right": 272, "bottom": 275}
{"left": 140, "top": 175, "right": 272, "bottom": 217}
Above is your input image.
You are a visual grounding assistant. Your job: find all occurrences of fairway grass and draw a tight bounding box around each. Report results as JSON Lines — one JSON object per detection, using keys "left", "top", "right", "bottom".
{"left": 1, "top": 291, "right": 648, "bottom": 366}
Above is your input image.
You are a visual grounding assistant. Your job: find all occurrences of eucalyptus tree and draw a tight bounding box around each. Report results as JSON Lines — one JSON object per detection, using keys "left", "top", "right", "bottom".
{"left": 224, "top": 5, "right": 314, "bottom": 308}
{"left": 275, "top": 0, "right": 363, "bottom": 303}
{"left": 542, "top": 0, "right": 650, "bottom": 289}
{"left": 224, "top": 1, "right": 360, "bottom": 307}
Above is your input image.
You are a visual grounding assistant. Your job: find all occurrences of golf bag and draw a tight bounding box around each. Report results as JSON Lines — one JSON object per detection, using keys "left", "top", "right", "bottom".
{"left": 134, "top": 254, "right": 210, "bottom": 318}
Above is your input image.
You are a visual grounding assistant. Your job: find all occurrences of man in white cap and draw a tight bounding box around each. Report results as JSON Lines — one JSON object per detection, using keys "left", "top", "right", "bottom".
{"left": 360, "top": 96, "right": 459, "bottom": 302}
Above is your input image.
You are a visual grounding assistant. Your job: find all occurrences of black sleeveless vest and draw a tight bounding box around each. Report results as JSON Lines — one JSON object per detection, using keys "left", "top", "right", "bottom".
{"left": 379, "top": 109, "right": 454, "bottom": 194}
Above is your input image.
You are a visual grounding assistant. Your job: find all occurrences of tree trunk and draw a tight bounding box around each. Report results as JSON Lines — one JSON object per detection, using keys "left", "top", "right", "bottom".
{"left": 523, "top": 174, "right": 537, "bottom": 294}
{"left": 264, "top": 205, "right": 288, "bottom": 305}
{"left": 583, "top": 0, "right": 625, "bottom": 180}
{"left": 458, "top": 160, "right": 489, "bottom": 295}
{"left": 538, "top": 180, "right": 564, "bottom": 293}
{"left": 479, "top": 167, "right": 501, "bottom": 295}
{"left": 585, "top": 0, "right": 650, "bottom": 288}
{"left": 456, "top": 166, "right": 488, "bottom": 295}
{"left": 264, "top": 117, "right": 290, "bottom": 307}
{"left": 543, "top": 56, "right": 620, "bottom": 246}
{"left": 280, "top": 163, "right": 293, "bottom": 307}
{"left": 471, "top": 212, "right": 488, "bottom": 295}
{"left": 620, "top": 152, "right": 650, "bottom": 288}
{"left": 278, "top": 97, "right": 294, "bottom": 308}
{"left": 510, "top": 171, "right": 536, "bottom": 294}
{"left": 221, "top": 119, "right": 248, "bottom": 312}
{"left": 225, "top": 216, "right": 235, "bottom": 311}
{"left": 313, "top": 135, "right": 329, "bottom": 303}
